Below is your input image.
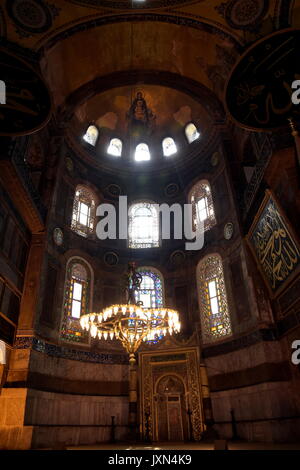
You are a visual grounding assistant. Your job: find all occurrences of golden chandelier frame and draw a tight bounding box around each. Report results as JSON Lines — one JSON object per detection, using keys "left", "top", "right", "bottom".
{"left": 80, "top": 304, "right": 180, "bottom": 364}
{"left": 79, "top": 262, "right": 181, "bottom": 439}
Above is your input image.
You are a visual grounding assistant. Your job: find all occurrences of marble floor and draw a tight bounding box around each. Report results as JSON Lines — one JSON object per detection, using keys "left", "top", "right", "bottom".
{"left": 67, "top": 441, "right": 300, "bottom": 450}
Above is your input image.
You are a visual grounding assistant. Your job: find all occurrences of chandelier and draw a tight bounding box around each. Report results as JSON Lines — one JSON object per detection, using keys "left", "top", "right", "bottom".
{"left": 79, "top": 262, "right": 181, "bottom": 363}
{"left": 79, "top": 262, "right": 181, "bottom": 440}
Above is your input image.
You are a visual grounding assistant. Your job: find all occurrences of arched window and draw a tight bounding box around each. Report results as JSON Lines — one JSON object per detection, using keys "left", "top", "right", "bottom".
{"left": 189, "top": 180, "right": 216, "bottom": 232}
{"left": 162, "top": 137, "right": 177, "bottom": 157}
{"left": 136, "top": 268, "right": 164, "bottom": 308}
{"left": 107, "top": 138, "right": 122, "bottom": 157}
{"left": 128, "top": 202, "right": 159, "bottom": 248}
{"left": 71, "top": 185, "right": 96, "bottom": 237}
{"left": 185, "top": 122, "right": 200, "bottom": 143}
{"left": 135, "top": 143, "right": 151, "bottom": 161}
{"left": 137, "top": 267, "right": 164, "bottom": 344}
{"left": 83, "top": 125, "right": 99, "bottom": 146}
{"left": 60, "top": 258, "right": 92, "bottom": 344}
{"left": 197, "top": 254, "right": 231, "bottom": 344}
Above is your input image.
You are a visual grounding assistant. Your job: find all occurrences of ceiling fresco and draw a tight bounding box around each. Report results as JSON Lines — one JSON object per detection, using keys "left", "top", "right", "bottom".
{"left": 1, "top": 0, "right": 300, "bottom": 116}
{"left": 1, "top": 0, "right": 299, "bottom": 51}
{"left": 73, "top": 84, "right": 212, "bottom": 140}
{"left": 41, "top": 20, "right": 239, "bottom": 107}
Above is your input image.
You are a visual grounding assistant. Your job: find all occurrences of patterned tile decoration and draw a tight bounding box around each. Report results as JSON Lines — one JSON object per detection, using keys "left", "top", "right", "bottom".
{"left": 14, "top": 336, "right": 129, "bottom": 364}
{"left": 6, "top": 0, "right": 59, "bottom": 37}
{"left": 224, "top": 0, "right": 269, "bottom": 31}
{"left": 42, "top": 13, "right": 242, "bottom": 53}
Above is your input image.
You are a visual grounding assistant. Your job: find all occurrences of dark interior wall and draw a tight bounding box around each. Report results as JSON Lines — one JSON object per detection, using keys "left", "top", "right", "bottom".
{"left": 0, "top": 180, "right": 30, "bottom": 346}
{"left": 33, "top": 125, "right": 261, "bottom": 348}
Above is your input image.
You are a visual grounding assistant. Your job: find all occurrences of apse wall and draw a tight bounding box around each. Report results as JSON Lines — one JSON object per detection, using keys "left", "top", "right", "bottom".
{"left": 27, "top": 349, "right": 129, "bottom": 448}
{"left": 28, "top": 128, "right": 288, "bottom": 446}
{"left": 2, "top": 96, "right": 300, "bottom": 448}
{"left": 23, "top": 127, "right": 293, "bottom": 444}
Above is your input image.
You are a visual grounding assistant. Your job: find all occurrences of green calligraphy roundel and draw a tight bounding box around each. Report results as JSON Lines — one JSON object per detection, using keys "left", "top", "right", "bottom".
{"left": 225, "top": 28, "right": 300, "bottom": 131}
{"left": 0, "top": 47, "right": 52, "bottom": 136}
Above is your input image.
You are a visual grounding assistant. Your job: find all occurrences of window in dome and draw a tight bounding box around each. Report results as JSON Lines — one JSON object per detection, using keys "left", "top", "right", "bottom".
{"left": 107, "top": 138, "right": 122, "bottom": 157}
{"left": 189, "top": 180, "right": 216, "bottom": 232}
{"left": 60, "top": 258, "right": 92, "bottom": 344}
{"left": 162, "top": 137, "right": 177, "bottom": 157}
{"left": 71, "top": 185, "right": 96, "bottom": 237}
{"left": 185, "top": 123, "right": 200, "bottom": 143}
{"left": 197, "top": 254, "right": 231, "bottom": 344}
{"left": 134, "top": 143, "right": 151, "bottom": 162}
{"left": 128, "top": 202, "right": 159, "bottom": 248}
{"left": 83, "top": 125, "right": 99, "bottom": 146}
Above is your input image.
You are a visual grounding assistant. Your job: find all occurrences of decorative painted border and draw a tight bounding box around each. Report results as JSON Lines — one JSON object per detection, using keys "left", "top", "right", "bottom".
{"left": 202, "top": 327, "right": 277, "bottom": 358}
{"left": 67, "top": 0, "right": 202, "bottom": 10}
{"left": 14, "top": 336, "right": 128, "bottom": 364}
{"left": 39, "top": 13, "right": 243, "bottom": 53}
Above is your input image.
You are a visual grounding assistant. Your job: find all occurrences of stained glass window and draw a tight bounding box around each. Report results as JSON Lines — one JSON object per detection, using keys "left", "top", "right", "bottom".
{"left": 128, "top": 202, "right": 159, "bottom": 248}
{"left": 189, "top": 180, "right": 216, "bottom": 232}
{"left": 135, "top": 143, "right": 151, "bottom": 161}
{"left": 197, "top": 254, "right": 231, "bottom": 344}
{"left": 162, "top": 137, "right": 177, "bottom": 157}
{"left": 60, "top": 258, "right": 92, "bottom": 344}
{"left": 83, "top": 125, "right": 99, "bottom": 146}
{"left": 136, "top": 268, "right": 164, "bottom": 308}
{"left": 71, "top": 185, "right": 96, "bottom": 237}
{"left": 185, "top": 123, "right": 200, "bottom": 143}
{"left": 107, "top": 138, "right": 122, "bottom": 157}
{"left": 137, "top": 268, "right": 164, "bottom": 344}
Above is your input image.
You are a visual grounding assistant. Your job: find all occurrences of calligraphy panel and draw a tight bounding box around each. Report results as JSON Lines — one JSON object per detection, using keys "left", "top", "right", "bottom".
{"left": 247, "top": 190, "right": 300, "bottom": 296}
{"left": 0, "top": 47, "right": 52, "bottom": 136}
{"left": 225, "top": 29, "right": 300, "bottom": 131}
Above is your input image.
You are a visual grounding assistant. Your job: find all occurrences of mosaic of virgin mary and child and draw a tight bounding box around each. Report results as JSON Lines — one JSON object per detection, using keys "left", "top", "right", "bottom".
{"left": 127, "top": 92, "right": 156, "bottom": 136}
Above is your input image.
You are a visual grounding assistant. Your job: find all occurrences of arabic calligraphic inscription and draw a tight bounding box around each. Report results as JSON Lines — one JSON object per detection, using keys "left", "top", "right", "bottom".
{"left": 225, "top": 28, "right": 300, "bottom": 131}
{"left": 248, "top": 191, "right": 300, "bottom": 295}
{"left": 0, "top": 47, "right": 52, "bottom": 136}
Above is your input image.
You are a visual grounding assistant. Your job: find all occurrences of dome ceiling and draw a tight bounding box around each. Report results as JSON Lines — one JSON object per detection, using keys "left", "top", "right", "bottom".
{"left": 1, "top": 0, "right": 298, "bottom": 115}
{"left": 66, "top": 82, "right": 216, "bottom": 176}
{"left": 42, "top": 20, "right": 239, "bottom": 108}
{"left": 2, "top": 0, "right": 298, "bottom": 53}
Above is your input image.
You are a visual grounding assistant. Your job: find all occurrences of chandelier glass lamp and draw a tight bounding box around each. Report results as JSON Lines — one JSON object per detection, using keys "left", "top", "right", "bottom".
{"left": 79, "top": 262, "right": 181, "bottom": 438}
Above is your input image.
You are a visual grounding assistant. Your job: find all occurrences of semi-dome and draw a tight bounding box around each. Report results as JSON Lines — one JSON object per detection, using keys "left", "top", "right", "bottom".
{"left": 67, "top": 84, "right": 214, "bottom": 174}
